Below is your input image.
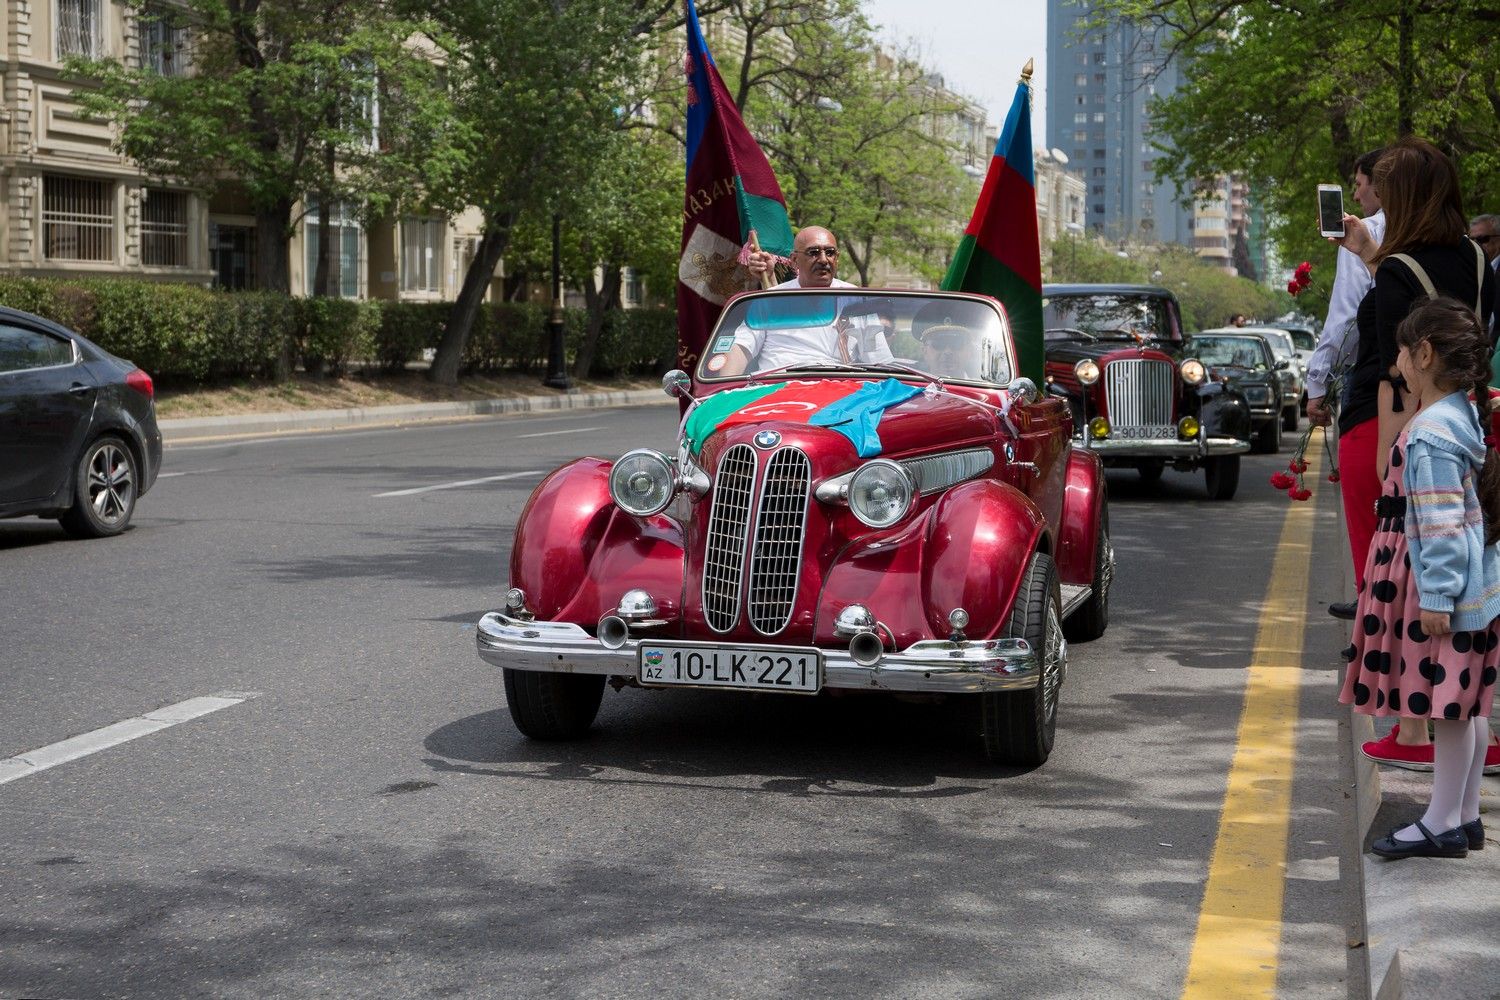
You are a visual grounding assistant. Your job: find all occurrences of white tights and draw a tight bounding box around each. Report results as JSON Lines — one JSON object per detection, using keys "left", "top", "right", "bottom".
{"left": 1394, "top": 716, "right": 1489, "bottom": 841}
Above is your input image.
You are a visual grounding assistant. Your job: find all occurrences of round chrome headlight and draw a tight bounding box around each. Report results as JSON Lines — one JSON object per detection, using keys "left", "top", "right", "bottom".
{"left": 847, "top": 459, "right": 914, "bottom": 528}
{"left": 1180, "top": 358, "right": 1207, "bottom": 385}
{"left": 1074, "top": 359, "right": 1101, "bottom": 385}
{"left": 609, "top": 449, "right": 675, "bottom": 516}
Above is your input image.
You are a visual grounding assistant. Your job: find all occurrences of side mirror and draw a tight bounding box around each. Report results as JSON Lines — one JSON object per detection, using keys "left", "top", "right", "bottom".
{"left": 662, "top": 369, "right": 691, "bottom": 399}
{"left": 1006, "top": 376, "right": 1039, "bottom": 405}
{"left": 1273, "top": 358, "right": 1289, "bottom": 371}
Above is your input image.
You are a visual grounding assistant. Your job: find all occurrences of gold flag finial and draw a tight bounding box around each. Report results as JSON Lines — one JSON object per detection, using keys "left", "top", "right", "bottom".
{"left": 1020, "top": 58, "right": 1034, "bottom": 84}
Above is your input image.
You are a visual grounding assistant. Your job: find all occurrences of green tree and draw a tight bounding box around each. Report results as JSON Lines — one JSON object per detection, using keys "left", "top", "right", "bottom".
{"left": 1091, "top": 1, "right": 1500, "bottom": 280}
{"left": 74, "top": 1, "right": 465, "bottom": 294}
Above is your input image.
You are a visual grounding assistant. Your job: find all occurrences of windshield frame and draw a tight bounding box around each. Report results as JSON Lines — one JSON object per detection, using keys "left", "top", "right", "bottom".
{"left": 695, "top": 288, "right": 1017, "bottom": 388}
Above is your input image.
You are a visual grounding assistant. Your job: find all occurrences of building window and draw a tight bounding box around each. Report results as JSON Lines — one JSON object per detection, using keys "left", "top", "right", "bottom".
{"left": 1093, "top": 204, "right": 1105, "bottom": 214}
{"left": 401, "top": 217, "right": 443, "bottom": 293}
{"left": 1075, "top": 94, "right": 1087, "bottom": 106}
{"left": 56, "top": 0, "right": 101, "bottom": 58}
{"left": 1093, "top": 185, "right": 1105, "bottom": 195}
{"left": 1093, "top": 52, "right": 1106, "bottom": 64}
{"left": 1093, "top": 148, "right": 1106, "bottom": 159}
{"left": 1073, "top": 130, "right": 1087, "bottom": 143}
{"left": 1072, "top": 148, "right": 1086, "bottom": 161}
{"left": 141, "top": 6, "right": 189, "bottom": 75}
{"left": 1094, "top": 73, "right": 1107, "bottom": 84}
{"left": 1092, "top": 167, "right": 1106, "bottom": 177}
{"left": 1073, "top": 112, "right": 1087, "bottom": 124}
{"left": 304, "top": 198, "right": 363, "bottom": 299}
{"left": 623, "top": 268, "right": 644, "bottom": 306}
{"left": 1074, "top": 73, "right": 1087, "bottom": 87}
{"left": 43, "top": 174, "right": 113, "bottom": 261}
{"left": 210, "top": 222, "right": 256, "bottom": 289}
{"left": 1094, "top": 93, "right": 1106, "bottom": 105}
{"left": 1093, "top": 112, "right": 1105, "bottom": 123}
{"left": 1075, "top": 53, "right": 1089, "bottom": 66}
{"left": 141, "top": 189, "right": 189, "bottom": 266}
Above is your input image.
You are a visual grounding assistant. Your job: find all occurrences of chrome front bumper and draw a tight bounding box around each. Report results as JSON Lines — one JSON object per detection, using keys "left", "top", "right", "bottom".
{"left": 1080, "top": 435, "right": 1250, "bottom": 459}
{"left": 476, "top": 611, "right": 1041, "bottom": 693}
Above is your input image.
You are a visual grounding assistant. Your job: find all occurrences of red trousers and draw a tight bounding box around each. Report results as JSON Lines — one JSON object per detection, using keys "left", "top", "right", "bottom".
{"left": 1338, "top": 417, "right": 1380, "bottom": 590}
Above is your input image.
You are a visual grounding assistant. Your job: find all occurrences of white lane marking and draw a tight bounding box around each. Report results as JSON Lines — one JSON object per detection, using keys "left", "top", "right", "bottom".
{"left": 373, "top": 470, "right": 543, "bottom": 498}
{"left": 514, "top": 425, "right": 603, "bottom": 439}
{"left": 157, "top": 468, "right": 218, "bottom": 478}
{"left": 0, "top": 692, "right": 259, "bottom": 786}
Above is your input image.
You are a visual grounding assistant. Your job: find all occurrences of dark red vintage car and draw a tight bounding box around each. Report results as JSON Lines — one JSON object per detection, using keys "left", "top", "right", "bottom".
{"left": 476, "top": 289, "right": 1113, "bottom": 764}
{"left": 1043, "top": 284, "right": 1252, "bottom": 499}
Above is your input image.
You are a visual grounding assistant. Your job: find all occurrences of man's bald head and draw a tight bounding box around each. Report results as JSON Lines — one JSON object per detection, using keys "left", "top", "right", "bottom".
{"left": 790, "top": 226, "right": 839, "bottom": 287}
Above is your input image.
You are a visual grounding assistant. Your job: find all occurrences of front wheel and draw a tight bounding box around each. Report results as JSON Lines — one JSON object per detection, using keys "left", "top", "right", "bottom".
{"left": 1137, "top": 460, "right": 1164, "bottom": 483}
{"left": 503, "top": 668, "right": 605, "bottom": 740}
{"left": 976, "top": 551, "right": 1064, "bottom": 766}
{"left": 1204, "top": 455, "right": 1241, "bottom": 500}
{"left": 59, "top": 435, "right": 137, "bottom": 538}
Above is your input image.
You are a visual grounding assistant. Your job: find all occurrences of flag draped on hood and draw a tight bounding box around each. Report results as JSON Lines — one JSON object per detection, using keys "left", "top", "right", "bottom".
{"left": 676, "top": 0, "right": 794, "bottom": 372}
{"left": 683, "top": 378, "right": 922, "bottom": 457}
{"left": 940, "top": 63, "right": 1043, "bottom": 384}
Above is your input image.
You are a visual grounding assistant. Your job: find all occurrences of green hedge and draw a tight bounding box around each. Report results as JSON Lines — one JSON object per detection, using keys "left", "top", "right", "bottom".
{"left": 0, "top": 275, "right": 677, "bottom": 384}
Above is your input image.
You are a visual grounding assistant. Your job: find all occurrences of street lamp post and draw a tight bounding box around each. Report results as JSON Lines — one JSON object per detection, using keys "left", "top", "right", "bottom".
{"left": 543, "top": 212, "right": 570, "bottom": 390}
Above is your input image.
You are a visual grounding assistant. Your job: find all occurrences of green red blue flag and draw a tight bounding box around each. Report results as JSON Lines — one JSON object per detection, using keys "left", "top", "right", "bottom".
{"left": 940, "top": 68, "right": 1043, "bottom": 383}
{"left": 676, "top": 0, "right": 794, "bottom": 372}
{"left": 684, "top": 378, "right": 921, "bottom": 457}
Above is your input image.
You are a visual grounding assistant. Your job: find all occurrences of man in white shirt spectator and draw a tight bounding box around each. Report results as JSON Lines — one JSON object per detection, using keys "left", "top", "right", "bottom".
{"left": 1306, "top": 147, "right": 1386, "bottom": 431}
{"left": 1470, "top": 213, "right": 1500, "bottom": 349}
{"left": 722, "top": 226, "right": 892, "bottom": 375}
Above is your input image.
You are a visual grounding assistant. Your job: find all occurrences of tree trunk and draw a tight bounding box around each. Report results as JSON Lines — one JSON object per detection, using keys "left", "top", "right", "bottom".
{"left": 430, "top": 215, "right": 512, "bottom": 385}
{"left": 254, "top": 198, "right": 293, "bottom": 295}
{"left": 574, "top": 263, "right": 622, "bottom": 380}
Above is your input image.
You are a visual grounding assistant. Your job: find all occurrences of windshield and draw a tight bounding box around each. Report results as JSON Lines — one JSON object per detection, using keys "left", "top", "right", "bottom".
{"left": 1042, "top": 293, "right": 1178, "bottom": 344}
{"left": 698, "top": 291, "right": 1014, "bottom": 385}
{"left": 1190, "top": 336, "right": 1269, "bottom": 370}
{"left": 1283, "top": 328, "right": 1315, "bottom": 351}
{"left": 1258, "top": 330, "right": 1296, "bottom": 359}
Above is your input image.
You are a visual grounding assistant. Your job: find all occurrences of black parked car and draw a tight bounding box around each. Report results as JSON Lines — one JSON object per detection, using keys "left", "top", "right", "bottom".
{"left": 1184, "top": 332, "right": 1287, "bottom": 454}
{"left": 0, "top": 307, "right": 162, "bottom": 536}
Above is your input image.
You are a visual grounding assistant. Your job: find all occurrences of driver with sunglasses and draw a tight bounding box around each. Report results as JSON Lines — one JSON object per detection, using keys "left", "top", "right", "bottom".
{"left": 721, "top": 227, "right": 893, "bottom": 375}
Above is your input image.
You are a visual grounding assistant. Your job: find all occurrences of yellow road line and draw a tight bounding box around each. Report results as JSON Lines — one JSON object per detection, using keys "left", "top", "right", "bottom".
{"left": 1181, "top": 445, "right": 1323, "bottom": 1000}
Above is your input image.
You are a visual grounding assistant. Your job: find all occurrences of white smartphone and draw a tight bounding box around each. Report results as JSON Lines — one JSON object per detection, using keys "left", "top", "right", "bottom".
{"left": 1318, "top": 184, "right": 1345, "bottom": 238}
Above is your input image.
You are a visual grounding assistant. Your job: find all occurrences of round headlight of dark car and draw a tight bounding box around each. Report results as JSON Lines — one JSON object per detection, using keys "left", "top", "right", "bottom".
{"left": 847, "top": 459, "right": 914, "bottom": 528}
{"left": 1074, "top": 359, "right": 1101, "bottom": 386}
{"left": 1180, "top": 358, "right": 1207, "bottom": 385}
{"left": 609, "top": 449, "right": 675, "bottom": 516}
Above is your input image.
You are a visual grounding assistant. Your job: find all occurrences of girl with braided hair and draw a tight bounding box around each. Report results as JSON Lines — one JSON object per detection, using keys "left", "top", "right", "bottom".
{"left": 1339, "top": 297, "right": 1500, "bottom": 858}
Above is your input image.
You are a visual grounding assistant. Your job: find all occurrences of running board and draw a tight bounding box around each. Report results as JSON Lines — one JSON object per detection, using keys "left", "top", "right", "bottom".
{"left": 1059, "top": 583, "right": 1092, "bottom": 618}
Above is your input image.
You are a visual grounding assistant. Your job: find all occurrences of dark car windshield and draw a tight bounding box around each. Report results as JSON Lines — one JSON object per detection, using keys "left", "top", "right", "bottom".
{"left": 1190, "top": 336, "right": 1270, "bottom": 370}
{"left": 698, "top": 291, "right": 1014, "bottom": 385}
{"left": 1043, "top": 293, "right": 1178, "bottom": 344}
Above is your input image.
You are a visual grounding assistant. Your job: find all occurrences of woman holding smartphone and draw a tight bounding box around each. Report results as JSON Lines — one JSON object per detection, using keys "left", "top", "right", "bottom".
{"left": 1335, "top": 135, "right": 1497, "bottom": 771}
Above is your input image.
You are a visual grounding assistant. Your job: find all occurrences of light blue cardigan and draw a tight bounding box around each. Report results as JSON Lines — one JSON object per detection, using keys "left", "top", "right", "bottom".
{"left": 1403, "top": 391, "right": 1500, "bottom": 630}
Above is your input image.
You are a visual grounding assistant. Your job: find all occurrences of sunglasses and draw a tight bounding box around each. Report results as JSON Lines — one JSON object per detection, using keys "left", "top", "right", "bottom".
{"left": 798, "top": 246, "right": 838, "bottom": 259}
{"left": 1476, "top": 234, "right": 1500, "bottom": 245}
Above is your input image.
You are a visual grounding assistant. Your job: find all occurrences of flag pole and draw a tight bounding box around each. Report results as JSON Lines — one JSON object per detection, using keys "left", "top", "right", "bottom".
{"left": 748, "top": 229, "right": 774, "bottom": 289}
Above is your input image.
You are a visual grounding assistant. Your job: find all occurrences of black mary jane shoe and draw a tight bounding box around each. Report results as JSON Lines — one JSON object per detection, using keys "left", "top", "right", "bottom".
{"left": 1462, "top": 818, "right": 1484, "bottom": 851}
{"left": 1371, "top": 820, "right": 1468, "bottom": 860}
{"left": 1327, "top": 601, "right": 1357, "bottom": 621}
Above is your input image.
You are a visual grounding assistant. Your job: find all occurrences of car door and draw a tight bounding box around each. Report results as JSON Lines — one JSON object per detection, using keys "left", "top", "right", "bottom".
{"left": 0, "top": 323, "right": 96, "bottom": 505}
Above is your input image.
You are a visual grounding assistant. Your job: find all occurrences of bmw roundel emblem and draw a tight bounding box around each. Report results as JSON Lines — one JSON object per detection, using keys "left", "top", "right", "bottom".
{"left": 754, "top": 429, "right": 782, "bottom": 449}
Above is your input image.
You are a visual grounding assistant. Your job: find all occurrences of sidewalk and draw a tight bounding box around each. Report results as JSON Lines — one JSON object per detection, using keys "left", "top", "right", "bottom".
{"left": 158, "top": 386, "right": 674, "bottom": 443}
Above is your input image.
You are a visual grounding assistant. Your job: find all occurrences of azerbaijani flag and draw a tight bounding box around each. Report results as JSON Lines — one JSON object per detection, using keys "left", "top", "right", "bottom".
{"left": 941, "top": 63, "right": 1043, "bottom": 384}
{"left": 684, "top": 379, "right": 922, "bottom": 457}
{"left": 676, "top": 0, "right": 794, "bottom": 371}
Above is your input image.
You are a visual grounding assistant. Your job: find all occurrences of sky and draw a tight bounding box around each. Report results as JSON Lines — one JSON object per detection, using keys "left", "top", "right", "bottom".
{"left": 864, "top": 0, "right": 1051, "bottom": 150}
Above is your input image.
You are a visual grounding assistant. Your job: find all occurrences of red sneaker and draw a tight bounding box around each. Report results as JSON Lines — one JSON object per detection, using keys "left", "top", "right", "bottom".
{"left": 1487, "top": 740, "right": 1500, "bottom": 777}
{"left": 1362, "top": 728, "right": 1435, "bottom": 771}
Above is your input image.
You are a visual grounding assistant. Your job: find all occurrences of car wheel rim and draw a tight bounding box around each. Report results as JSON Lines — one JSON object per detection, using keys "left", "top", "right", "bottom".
{"left": 87, "top": 443, "right": 133, "bottom": 526}
{"left": 1042, "top": 598, "right": 1065, "bottom": 724}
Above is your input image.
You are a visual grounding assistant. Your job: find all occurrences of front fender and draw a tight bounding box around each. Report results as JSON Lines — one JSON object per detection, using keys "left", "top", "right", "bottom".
{"left": 1199, "top": 383, "right": 1251, "bottom": 442}
{"left": 814, "top": 480, "right": 1044, "bottom": 648}
{"left": 509, "top": 458, "right": 683, "bottom": 623}
{"left": 1056, "top": 447, "right": 1104, "bottom": 585}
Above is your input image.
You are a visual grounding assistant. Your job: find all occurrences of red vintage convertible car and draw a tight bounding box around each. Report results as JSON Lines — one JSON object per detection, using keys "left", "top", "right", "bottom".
{"left": 476, "top": 289, "right": 1113, "bottom": 764}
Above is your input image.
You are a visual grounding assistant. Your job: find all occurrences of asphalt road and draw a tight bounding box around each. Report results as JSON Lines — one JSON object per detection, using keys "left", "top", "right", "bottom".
{"left": 0, "top": 407, "right": 1362, "bottom": 1000}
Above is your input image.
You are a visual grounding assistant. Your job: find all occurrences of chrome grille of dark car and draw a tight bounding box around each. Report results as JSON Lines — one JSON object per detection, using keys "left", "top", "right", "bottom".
{"left": 703, "top": 444, "right": 756, "bottom": 632}
{"left": 1103, "top": 359, "right": 1173, "bottom": 428}
{"left": 747, "top": 448, "right": 811, "bottom": 635}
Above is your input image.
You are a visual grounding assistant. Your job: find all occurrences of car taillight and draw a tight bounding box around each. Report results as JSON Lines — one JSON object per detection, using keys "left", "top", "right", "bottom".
{"left": 125, "top": 368, "right": 154, "bottom": 399}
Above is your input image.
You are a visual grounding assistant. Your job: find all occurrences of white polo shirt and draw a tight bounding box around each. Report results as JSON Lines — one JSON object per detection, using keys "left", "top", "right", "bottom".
{"left": 733, "top": 278, "right": 894, "bottom": 371}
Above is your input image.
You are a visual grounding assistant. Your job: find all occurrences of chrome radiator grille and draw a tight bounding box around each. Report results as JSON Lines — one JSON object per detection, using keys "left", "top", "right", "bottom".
{"left": 1103, "top": 359, "right": 1173, "bottom": 428}
{"left": 747, "top": 448, "right": 811, "bottom": 635}
{"left": 703, "top": 444, "right": 755, "bottom": 632}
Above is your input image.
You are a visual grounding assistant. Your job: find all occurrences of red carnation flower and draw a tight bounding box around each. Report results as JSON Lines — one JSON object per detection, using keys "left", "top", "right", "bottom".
{"left": 1295, "top": 261, "right": 1313, "bottom": 280}
{"left": 1270, "top": 471, "right": 1296, "bottom": 490}
{"left": 1289, "top": 458, "right": 1307, "bottom": 473}
{"left": 1288, "top": 279, "right": 1301, "bottom": 295}
{"left": 1329, "top": 471, "right": 1340, "bottom": 483}
{"left": 1290, "top": 487, "right": 1312, "bottom": 501}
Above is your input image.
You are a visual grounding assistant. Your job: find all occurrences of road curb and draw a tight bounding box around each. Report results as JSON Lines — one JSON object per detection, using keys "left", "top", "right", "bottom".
{"left": 159, "top": 387, "right": 673, "bottom": 443}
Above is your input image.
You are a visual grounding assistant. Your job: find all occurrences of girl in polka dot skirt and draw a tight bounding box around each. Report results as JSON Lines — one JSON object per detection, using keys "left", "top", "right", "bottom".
{"left": 1339, "top": 298, "right": 1500, "bottom": 859}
